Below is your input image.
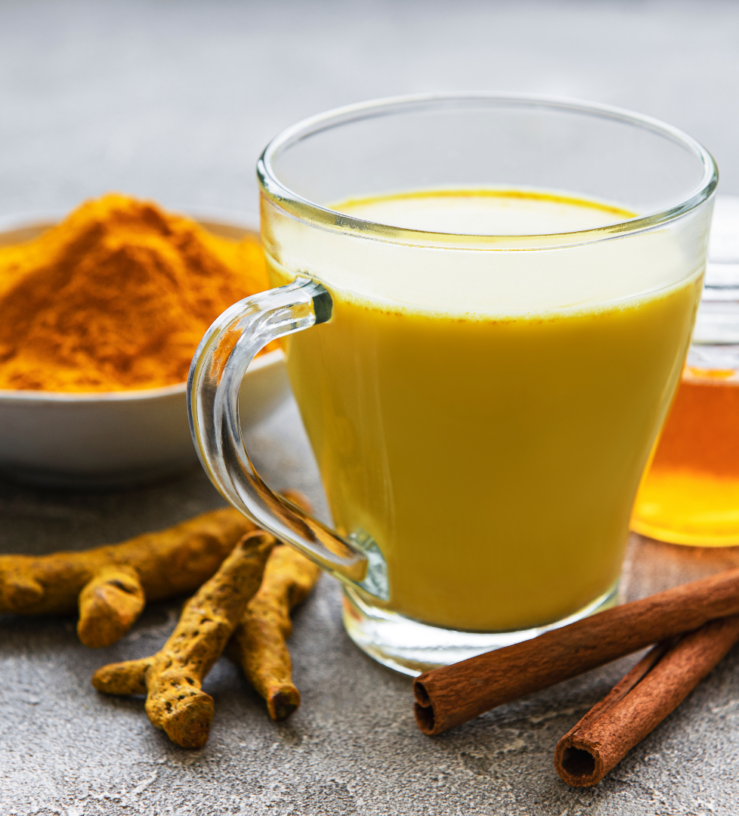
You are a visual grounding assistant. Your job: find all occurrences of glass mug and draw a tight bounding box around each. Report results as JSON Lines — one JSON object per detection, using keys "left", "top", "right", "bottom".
{"left": 188, "top": 95, "right": 716, "bottom": 675}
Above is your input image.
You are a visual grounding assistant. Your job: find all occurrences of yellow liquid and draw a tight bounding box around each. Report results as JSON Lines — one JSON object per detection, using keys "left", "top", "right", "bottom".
{"left": 267, "top": 190, "right": 703, "bottom": 631}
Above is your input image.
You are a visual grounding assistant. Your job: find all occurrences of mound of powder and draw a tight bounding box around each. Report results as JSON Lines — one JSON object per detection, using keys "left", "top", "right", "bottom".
{"left": 0, "top": 193, "right": 273, "bottom": 392}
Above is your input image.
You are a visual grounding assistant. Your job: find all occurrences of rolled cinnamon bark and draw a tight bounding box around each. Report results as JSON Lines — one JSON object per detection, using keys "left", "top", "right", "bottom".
{"left": 554, "top": 614, "right": 739, "bottom": 786}
{"left": 414, "top": 568, "right": 739, "bottom": 736}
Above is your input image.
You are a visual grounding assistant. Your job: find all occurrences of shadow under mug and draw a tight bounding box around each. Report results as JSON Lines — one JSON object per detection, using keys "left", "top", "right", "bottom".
{"left": 188, "top": 94, "right": 717, "bottom": 675}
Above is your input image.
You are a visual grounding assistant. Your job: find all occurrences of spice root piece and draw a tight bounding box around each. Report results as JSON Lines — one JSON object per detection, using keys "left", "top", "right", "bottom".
{"left": 229, "top": 543, "right": 321, "bottom": 720}
{"left": 77, "top": 566, "right": 145, "bottom": 648}
{"left": 93, "top": 657, "right": 149, "bottom": 696}
{"left": 227, "top": 490, "right": 320, "bottom": 721}
{"left": 0, "top": 507, "right": 255, "bottom": 647}
{"left": 92, "top": 530, "right": 276, "bottom": 749}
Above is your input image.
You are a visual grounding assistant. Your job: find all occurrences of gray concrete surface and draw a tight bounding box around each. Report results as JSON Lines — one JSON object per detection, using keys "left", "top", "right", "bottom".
{"left": 2, "top": 1, "right": 739, "bottom": 814}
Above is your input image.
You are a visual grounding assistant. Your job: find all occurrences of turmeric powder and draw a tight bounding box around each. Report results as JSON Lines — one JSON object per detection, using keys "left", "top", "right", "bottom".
{"left": 0, "top": 193, "right": 275, "bottom": 392}
{"left": 632, "top": 369, "right": 739, "bottom": 546}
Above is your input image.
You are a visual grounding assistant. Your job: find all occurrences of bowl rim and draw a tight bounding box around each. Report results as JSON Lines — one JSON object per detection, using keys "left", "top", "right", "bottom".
{"left": 0, "top": 211, "right": 282, "bottom": 403}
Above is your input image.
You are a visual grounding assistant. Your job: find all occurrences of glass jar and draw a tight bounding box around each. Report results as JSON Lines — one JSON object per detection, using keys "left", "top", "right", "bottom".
{"left": 632, "top": 196, "right": 739, "bottom": 546}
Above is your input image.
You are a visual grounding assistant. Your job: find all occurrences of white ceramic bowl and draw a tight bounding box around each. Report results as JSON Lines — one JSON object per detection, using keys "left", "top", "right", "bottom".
{"left": 0, "top": 217, "right": 290, "bottom": 487}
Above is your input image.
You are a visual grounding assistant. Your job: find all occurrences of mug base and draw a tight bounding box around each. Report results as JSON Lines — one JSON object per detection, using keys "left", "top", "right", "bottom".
{"left": 342, "top": 581, "right": 620, "bottom": 677}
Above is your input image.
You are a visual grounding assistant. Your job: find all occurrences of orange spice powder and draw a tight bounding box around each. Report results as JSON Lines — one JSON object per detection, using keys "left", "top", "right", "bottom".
{"left": 0, "top": 193, "right": 275, "bottom": 392}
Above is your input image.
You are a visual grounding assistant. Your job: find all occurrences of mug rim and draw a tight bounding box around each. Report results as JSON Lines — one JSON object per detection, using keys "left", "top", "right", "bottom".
{"left": 256, "top": 92, "right": 718, "bottom": 250}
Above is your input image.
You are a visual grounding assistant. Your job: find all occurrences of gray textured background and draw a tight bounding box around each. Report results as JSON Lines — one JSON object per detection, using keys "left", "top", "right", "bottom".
{"left": 2, "top": 1, "right": 739, "bottom": 814}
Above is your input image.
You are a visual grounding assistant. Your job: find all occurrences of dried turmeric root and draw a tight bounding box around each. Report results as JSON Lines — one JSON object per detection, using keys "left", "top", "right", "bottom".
{"left": 92, "top": 530, "right": 275, "bottom": 749}
{"left": 229, "top": 489, "right": 321, "bottom": 721}
{"left": 0, "top": 508, "right": 255, "bottom": 648}
{"left": 78, "top": 565, "right": 146, "bottom": 648}
{"left": 228, "top": 543, "right": 321, "bottom": 721}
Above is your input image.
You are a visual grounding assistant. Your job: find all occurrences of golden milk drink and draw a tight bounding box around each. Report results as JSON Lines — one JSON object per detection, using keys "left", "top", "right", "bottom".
{"left": 264, "top": 191, "right": 703, "bottom": 632}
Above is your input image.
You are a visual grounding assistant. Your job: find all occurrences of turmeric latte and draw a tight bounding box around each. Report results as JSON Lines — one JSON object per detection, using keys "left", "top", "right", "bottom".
{"left": 0, "top": 193, "right": 272, "bottom": 392}
{"left": 268, "top": 190, "right": 703, "bottom": 632}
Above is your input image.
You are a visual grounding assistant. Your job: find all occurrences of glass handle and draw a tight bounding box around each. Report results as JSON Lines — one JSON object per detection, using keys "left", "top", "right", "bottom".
{"left": 187, "top": 276, "right": 389, "bottom": 601}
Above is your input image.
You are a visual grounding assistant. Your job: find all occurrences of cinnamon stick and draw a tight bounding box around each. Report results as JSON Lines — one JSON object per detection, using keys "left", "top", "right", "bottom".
{"left": 555, "top": 614, "right": 739, "bottom": 786}
{"left": 413, "top": 568, "right": 739, "bottom": 736}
